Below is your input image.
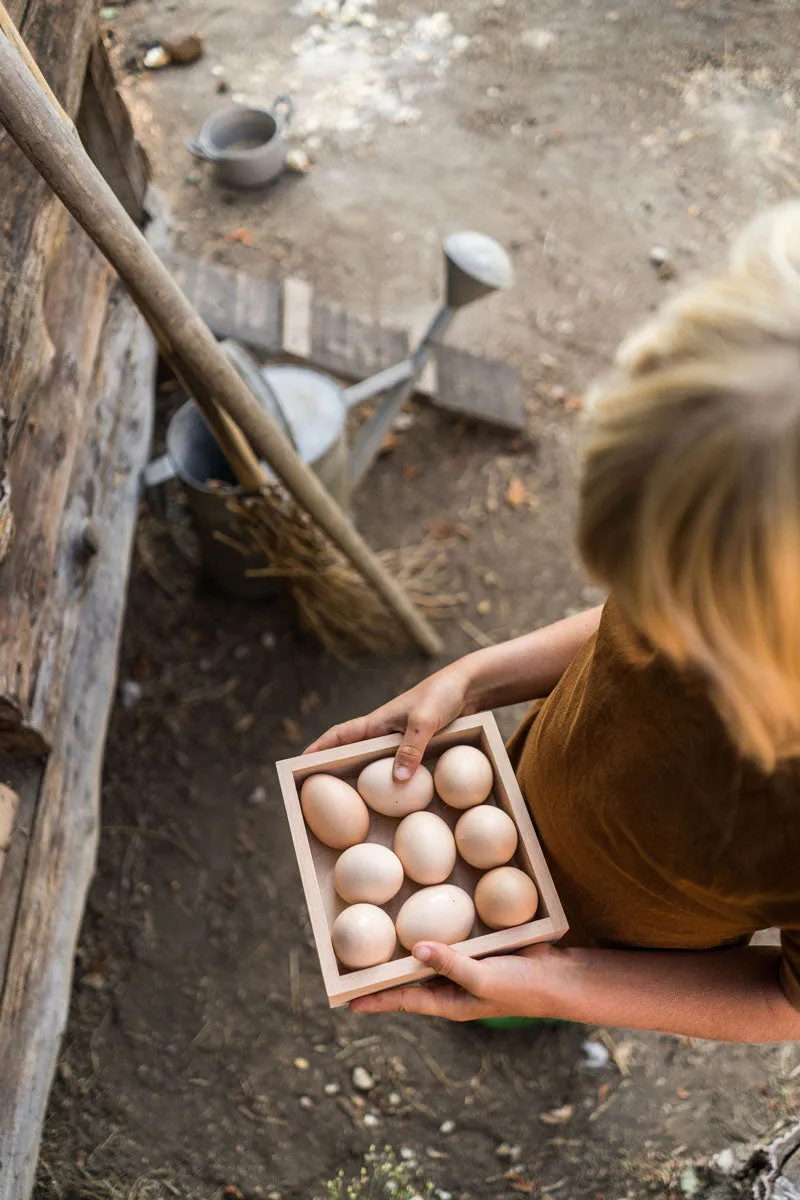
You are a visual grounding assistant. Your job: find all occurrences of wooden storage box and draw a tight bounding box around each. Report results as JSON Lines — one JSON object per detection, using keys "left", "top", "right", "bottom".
{"left": 276, "top": 711, "right": 568, "bottom": 1008}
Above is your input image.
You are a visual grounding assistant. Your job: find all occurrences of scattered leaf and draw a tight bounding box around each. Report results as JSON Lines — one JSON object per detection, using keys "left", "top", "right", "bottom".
{"left": 300, "top": 691, "right": 321, "bottom": 715}
{"left": 597, "top": 1082, "right": 610, "bottom": 1103}
{"left": 564, "top": 394, "right": 584, "bottom": 413}
{"left": 540, "top": 1103, "right": 575, "bottom": 1126}
{"left": 380, "top": 431, "right": 400, "bottom": 454}
{"left": 424, "top": 520, "right": 456, "bottom": 540}
{"left": 235, "top": 713, "right": 255, "bottom": 734}
{"left": 225, "top": 227, "right": 254, "bottom": 246}
{"left": 281, "top": 717, "right": 302, "bottom": 743}
{"left": 402, "top": 462, "right": 423, "bottom": 481}
{"left": 510, "top": 1182, "right": 536, "bottom": 1195}
{"left": 675, "top": 0, "right": 694, "bottom": 7}
{"left": 676, "top": 1087, "right": 691, "bottom": 1099}
{"left": 505, "top": 475, "right": 531, "bottom": 508}
{"left": 687, "top": 204, "right": 700, "bottom": 217}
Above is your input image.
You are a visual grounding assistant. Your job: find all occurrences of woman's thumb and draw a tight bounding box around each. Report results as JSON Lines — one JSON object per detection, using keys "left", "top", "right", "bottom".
{"left": 392, "top": 717, "right": 435, "bottom": 781}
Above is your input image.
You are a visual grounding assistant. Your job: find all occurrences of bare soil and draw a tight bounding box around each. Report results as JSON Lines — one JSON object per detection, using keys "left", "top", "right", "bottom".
{"left": 36, "top": 1, "right": 800, "bottom": 1197}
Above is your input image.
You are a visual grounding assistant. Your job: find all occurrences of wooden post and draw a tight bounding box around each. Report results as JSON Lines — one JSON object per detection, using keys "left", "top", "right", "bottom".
{"left": 0, "top": 28, "right": 442, "bottom": 657}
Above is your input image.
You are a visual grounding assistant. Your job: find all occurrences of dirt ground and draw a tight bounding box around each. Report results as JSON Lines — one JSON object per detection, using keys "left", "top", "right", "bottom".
{"left": 35, "top": 1, "right": 800, "bottom": 1198}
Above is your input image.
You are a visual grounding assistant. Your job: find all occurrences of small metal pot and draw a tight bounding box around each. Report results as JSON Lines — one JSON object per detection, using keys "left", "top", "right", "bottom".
{"left": 187, "top": 97, "right": 293, "bottom": 189}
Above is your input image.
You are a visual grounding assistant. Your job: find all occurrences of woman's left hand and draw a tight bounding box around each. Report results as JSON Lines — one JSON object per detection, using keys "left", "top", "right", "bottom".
{"left": 350, "top": 941, "right": 567, "bottom": 1022}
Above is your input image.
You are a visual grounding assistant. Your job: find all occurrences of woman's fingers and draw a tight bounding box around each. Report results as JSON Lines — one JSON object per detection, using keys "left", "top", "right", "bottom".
{"left": 412, "top": 942, "right": 487, "bottom": 992}
{"left": 392, "top": 712, "right": 439, "bottom": 781}
{"left": 350, "top": 980, "right": 492, "bottom": 1021}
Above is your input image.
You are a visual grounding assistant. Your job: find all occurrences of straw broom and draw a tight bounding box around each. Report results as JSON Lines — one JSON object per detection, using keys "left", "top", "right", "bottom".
{"left": 0, "top": 12, "right": 445, "bottom": 659}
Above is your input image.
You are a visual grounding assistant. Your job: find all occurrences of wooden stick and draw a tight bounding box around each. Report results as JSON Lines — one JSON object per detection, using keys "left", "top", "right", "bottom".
{"left": 0, "top": 22, "right": 441, "bottom": 656}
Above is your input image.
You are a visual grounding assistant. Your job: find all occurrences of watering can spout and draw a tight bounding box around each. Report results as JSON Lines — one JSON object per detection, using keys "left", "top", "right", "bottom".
{"left": 443, "top": 231, "right": 514, "bottom": 309}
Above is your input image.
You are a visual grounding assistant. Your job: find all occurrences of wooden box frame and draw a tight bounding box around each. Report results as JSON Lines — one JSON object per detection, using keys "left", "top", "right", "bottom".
{"left": 276, "top": 712, "right": 568, "bottom": 1008}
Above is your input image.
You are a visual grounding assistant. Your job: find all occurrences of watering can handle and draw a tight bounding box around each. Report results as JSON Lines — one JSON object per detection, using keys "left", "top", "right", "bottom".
{"left": 141, "top": 454, "right": 176, "bottom": 518}
{"left": 186, "top": 137, "right": 219, "bottom": 162}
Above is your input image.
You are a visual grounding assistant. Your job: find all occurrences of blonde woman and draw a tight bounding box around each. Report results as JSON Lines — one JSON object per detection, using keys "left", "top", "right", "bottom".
{"left": 307, "top": 204, "right": 800, "bottom": 1042}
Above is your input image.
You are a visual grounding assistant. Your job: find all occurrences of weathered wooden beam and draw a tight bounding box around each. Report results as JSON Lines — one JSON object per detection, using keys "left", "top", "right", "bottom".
{"left": 0, "top": 0, "right": 98, "bottom": 470}
{"left": 77, "top": 40, "right": 149, "bottom": 224}
{"left": 0, "top": 284, "right": 156, "bottom": 1200}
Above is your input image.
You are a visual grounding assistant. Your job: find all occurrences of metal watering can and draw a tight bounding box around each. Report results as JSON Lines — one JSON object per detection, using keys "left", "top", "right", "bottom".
{"left": 143, "top": 232, "right": 514, "bottom": 598}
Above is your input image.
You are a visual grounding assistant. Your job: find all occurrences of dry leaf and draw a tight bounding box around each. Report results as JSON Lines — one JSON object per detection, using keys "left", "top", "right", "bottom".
{"left": 225, "top": 227, "right": 253, "bottom": 246}
{"left": 510, "top": 1182, "right": 535, "bottom": 1195}
{"left": 424, "top": 520, "right": 456, "bottom": 540}
{"left": 380, "top": 431, "right": 399, "bottom": 454}
{"left": 505, "top": 476, "right": 531, "bottom": 508}
{"left": 676, "top": 1087, "right": 691, "bottom": 1099}
{"left": 540, "top": 1103, "right": 575, "bottom": 1126}
{"left": 564, "top": 395, "right": 584, "bottom": 413}
{"left": 300, "top": 691, "right": 320, "bottom": 715}
{"left": 403, "top": 462, "right": 423, "bottom": 481}
{"left": 235, "top": 713, "right": 255, "bottom": 734}
{"left": 281, "top": 717, "right": 302, "bottom": 743}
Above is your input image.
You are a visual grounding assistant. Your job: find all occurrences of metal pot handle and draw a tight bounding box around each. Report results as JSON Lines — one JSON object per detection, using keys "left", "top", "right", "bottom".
{"left": 271, "top": 94, "right": 294, "bottom": 133}
{"left": 142, "top": 454, "right": 176, "bottom": 518}
{"left": 186, "top": 137, "right": 220, "bottom": 162}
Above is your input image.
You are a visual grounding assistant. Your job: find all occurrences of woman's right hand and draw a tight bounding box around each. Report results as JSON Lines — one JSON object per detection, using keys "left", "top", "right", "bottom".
{"left": 304, "top": 662, "right": 475, "bottom": 781}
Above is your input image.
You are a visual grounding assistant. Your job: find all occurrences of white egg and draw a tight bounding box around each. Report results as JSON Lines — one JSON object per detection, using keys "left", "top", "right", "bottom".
{"left": 301, "top": 774, "right": 370, "bottom": 849}
{"left": 393, "top": 811, "right": 456, "bottom": 885}
{"left": 434, "top": 745, "right": 494, "bottom": 809}
{"left": 474, "top": 866, "right": 538, "bottom": 930}
{"left": 331, "top": 903, "right": 397, "bottom": 969}
{"left": 357, "top": 756, "right": 434, "bottom": 817}
{"left": 395, "top": 884, "right": 475, "bottom": 951}
{"left": 455, "top": 805, "right": 518, "bottom": 869}
{"left": 334, "top": 843, "right": 404, "bottom": 905}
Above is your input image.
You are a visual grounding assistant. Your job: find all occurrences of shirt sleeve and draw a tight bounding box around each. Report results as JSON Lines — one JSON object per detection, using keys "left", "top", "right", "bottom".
{"left": 779, "top": 930, "right": 800, "bottom": 1011}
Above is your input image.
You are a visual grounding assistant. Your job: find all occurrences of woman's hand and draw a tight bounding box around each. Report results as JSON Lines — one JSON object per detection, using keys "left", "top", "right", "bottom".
{"left": 349, "top": 941, "right": 564, "bottom": 1021}
{"left": 304, "top": 663, "right": 474, "bottom": 781}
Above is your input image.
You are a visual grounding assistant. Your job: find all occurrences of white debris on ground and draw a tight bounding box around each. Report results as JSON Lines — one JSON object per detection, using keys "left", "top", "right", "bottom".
{"left": 264, "top": 1, "right": 471, "bottom": 144}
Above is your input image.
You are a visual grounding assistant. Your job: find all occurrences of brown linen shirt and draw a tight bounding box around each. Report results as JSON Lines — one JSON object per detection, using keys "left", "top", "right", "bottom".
{"left": 506, "top": 597, "right": 800, "bottom": 1010}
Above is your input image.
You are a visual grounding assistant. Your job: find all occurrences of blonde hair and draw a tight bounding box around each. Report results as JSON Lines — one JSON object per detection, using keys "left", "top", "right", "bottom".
{"left": 579, "top": 203, "right": 800, "bottom": 769}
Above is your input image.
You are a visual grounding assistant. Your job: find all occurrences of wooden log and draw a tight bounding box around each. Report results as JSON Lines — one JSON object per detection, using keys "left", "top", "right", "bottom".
{"left": 0, "top": 284, "right": 156, "bottom": 1200}
{"left": 0, "top": 227, "right": 117, "bottom": 754}
{"left": 0, "top": 783, "right": 19, "bottom": 878}
{"left": 0, "top": 0, "right": 98, "bottom": 469}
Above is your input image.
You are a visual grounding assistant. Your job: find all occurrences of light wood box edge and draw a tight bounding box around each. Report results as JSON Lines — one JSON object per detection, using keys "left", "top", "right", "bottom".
{"left": 276, "top": 711, "right": 569, "bottom": 1008}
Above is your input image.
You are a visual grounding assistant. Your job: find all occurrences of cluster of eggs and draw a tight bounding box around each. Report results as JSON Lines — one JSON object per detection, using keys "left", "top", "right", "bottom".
{"left": 300, "top": 745, "right": 539, "bottom": 970}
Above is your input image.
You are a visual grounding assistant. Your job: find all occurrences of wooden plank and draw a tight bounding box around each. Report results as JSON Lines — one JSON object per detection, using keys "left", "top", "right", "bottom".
{"left": 0, "top": 0, "right": 99, "bottom": 471}
{"left": 170, "top": 251, "right": 280, "bottom": 353}
{"left": 282, "top": 277, "right": 314, "bottom": 359}
{"left": 0, "top": 226, "right": 117, "bottom": 754}
{"left": 310, "top": 299, "right": 410, "bottom": 382}
{"left": 0, "top": 286, "right": 156, "bottom": 1200}
{"left": 76, "top": 40, "right": 150, "bottom": 224}
{"left": 276, "top": 712, "right": 567, "bottom": 1008}
{"left": 434, "top": 343, "right": 526, "bottom": 430}
{"left": 0, "top": 765, "right": 43, "bottom": 994}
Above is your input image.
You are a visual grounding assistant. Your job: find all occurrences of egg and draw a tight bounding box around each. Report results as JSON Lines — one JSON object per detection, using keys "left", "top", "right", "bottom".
{"left": 395, "top": 884, "right": 476, "bottom": 951}
{"left": 433, "top": 745, "right": 494, "bottom": 809}
{"left": 394, "top": 811, "right": 456, "bottom": 885}
{"left": 334, "top": 843, "right": 404, "bottom": 905}
{"left": 455, "top": 805, "right": 518, "bottom": 869}
{"left": 300, "top": 774, "right": 370, "bottom": 850}
{"left": 357, "top": 756, "right": 434, "bottom": 817}
{"left": 331, "top": 903, "right": 397, "bottom": 969}
{"left": 474, "top": 866, "right": 538, "bottom": 930}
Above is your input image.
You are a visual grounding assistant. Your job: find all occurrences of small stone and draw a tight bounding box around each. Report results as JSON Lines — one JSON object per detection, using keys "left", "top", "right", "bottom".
{"left": 436, "top": 1191, "right": 453, "bottom": 1200}
{"left": 286, "top": 148, "right": 312, "bottom": 174}
{"left": 120, "top": 680, "right": 143, "bottom": 710}
{"left": 713, "top": 1148, "right": 736, "bottom": 1174}
{"left": 268, "top": 1193, "right": 281, "bottom": 1199}
{"left": 294, "top": 1057, "right": 310, "bottom": 1070}
{"left": 233, "top": 643, "right": 250, "bottom": 660}
{"left": 680, "top": 1165, "right": 700, "bottom": 1197}
{"left": 439, "top": 1119, "right": 456, "bottom": 1134}
{"left": 649, "top": 245, "right": 671, "bottom": 267}
{"left": 399, "top": 1147, "right": 416, "bottom": 1162}
{"left": 387, "top": 1091, "right": 402, "bottom": 1106}
{"left": 144, "top": 45, "right": 171, "bottom": 69}
{"left": 363, "top": 1112, "right": 379, "bottom": 1128}
{"left": 162, "top": 31, "right": 204, "bottom": 64}
{"left": 261, "top": 631, "right": 277, "bottom": 650}
{"left": 299, "top": 1095, "right": 314, "bottom": 1109}
{"left": 496, "top": 1143, "right": 522, "bottom": 1162}
{"left": 426, "top": 1148, "right": 447, "bottom": 1160}
{"left": 247, "top": 786, "right": 268, "bottom": 807}
{"left": 352, "top": 1066, "right": 374, "bottom": 1092}
{"left": 581, "top": 1040, "right": 611, "bottom": 1068}
{"left": 324, "top": 1082, "right": 341, "bottom": 1096}
{"left": 486, "top": 85, "right": 504, "bottom": 98}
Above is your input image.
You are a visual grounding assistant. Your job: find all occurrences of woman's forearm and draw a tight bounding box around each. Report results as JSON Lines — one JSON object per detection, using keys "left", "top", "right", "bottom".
{"left": 551, "top": 945, "right": 800, "bottom": 1043}
{"left": 462, "top": 606, "right": 603, "bottom": 710}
